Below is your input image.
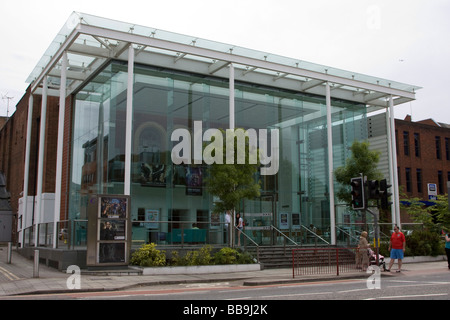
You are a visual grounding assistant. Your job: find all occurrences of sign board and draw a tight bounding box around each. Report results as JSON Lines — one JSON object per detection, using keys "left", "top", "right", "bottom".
{"left": 427, "top": 183, "right": 437, "bottom": 200}
{"left": 87, "top": 195, "right": 131, "bottom": 267}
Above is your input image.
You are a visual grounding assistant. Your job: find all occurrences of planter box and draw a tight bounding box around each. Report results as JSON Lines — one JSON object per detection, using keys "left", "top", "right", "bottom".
{"left": 131, "top": 263, "right": 261, "bottom": 276}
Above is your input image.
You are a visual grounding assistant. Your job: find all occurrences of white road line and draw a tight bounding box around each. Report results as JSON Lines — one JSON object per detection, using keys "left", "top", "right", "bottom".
{"left": 365, "top": 293, "right": 448, "bottom": 300}
{"left": 0, "top": 266, "right": 21, "bottom": 281}
{"left": 256, "top": 291, "right": 334, "bottom": 299}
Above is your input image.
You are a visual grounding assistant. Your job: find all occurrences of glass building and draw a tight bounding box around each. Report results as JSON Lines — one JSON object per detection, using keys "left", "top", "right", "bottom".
{"left": 20, "top": 13, "right": 420, "bottom": 256}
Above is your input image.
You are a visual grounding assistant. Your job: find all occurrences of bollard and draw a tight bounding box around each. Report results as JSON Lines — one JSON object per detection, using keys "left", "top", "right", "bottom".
{"left": 33, "top": 250, "right": 39, "bottom": 278}
{"left": 6, "top": 242, "right": 12, "bottom": 264}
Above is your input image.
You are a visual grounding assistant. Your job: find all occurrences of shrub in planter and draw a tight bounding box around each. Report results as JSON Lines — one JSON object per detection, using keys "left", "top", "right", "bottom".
{"left": 405, "top": 230, "right": 444, "bottom": 257}
{"left": 172, "top": 246, "right": 213, "bottom": 266}
{"left": 214, "top": 247, "right": 255, "bottom": 265}
{"left": 130, "top": 243, "right": 166, "bottom": 267}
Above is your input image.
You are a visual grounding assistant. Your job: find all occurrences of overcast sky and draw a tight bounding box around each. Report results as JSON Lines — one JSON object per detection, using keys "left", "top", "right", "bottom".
{"left": 0, "top": 0, "right": 449, "bottom": 123}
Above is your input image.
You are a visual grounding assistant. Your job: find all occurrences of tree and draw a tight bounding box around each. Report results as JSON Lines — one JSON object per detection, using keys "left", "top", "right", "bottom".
{"left": 204, "top": 128, "right": 261, "bottom": 214}
{"left": 401, "top": 193, "right": 450, "bottom": 231}
{"left": 334, "top": 140, "right": 383, "bottom": 206}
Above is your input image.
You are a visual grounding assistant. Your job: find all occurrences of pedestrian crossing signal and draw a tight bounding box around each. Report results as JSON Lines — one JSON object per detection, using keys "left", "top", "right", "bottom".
{"left": 350, "top": 177, "right": 365, "bottom": 210}
{"left": 379, "top": 179, "right": 392, "bottom": 210}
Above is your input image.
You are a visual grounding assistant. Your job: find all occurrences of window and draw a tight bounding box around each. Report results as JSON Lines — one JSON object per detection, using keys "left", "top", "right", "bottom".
{"left": 438, "top": 170, "right": 443, "bottom": 194}
{"left": 416, "top": 168, "right": 422, "bottom": 193}
{"left": 414, "top": 133, "right": 420, "bottom": 157}
{"left": 403, "top": 131, "right": 409, "bottom": 156}
{"left": 405, "top": 167, "right": 411, "bottom": 193}
{"left": 436, "top": 136, "right": 441, "bottom": 159}
{"left": 395, "top": 130, "right": 399, "bottom": 154}
{"left": 446, "top": 138, "right": 449, "bottom": 160}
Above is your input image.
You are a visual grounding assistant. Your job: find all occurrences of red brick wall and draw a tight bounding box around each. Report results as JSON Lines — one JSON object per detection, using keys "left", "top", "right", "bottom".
{"left": 395, "top": 118, "right": 450, "bottom": 198}
{"left": 0, "top": 87, "right": 70, "bottom": 223}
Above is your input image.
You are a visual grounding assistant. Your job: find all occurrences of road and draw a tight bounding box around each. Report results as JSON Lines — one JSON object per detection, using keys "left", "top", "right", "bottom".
{"left": 3, "top": 269, "right": 449, "bottom": 301}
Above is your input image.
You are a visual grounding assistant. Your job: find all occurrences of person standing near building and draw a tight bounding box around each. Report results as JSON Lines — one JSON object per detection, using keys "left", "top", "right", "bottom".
{"left": 224, "top": 210, "right": 231, "bottom": 246}
{"left": 357, "top": 231, "right": 370, "bottom": 271}
{"left": 444, "top": 230, "right": 450, "bottom": 270}
{"left": 386, "top": 225, "right": 406, "bottom": 272}
{"left": 236, "top": 212, "right": 244, "bottom": 246}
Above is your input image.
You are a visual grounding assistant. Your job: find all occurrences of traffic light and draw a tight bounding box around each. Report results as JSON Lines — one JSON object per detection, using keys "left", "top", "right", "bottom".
{"left": 379, "top": 179, "right": 392, "bottom": 210}
{"left": 350, "top": 176, "right": 365, "bottom": 210}
{"left": 367, "top": 180, "right": 380, "bottom": 199}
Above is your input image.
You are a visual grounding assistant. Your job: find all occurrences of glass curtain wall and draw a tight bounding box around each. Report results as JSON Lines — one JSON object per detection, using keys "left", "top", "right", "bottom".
{"left": 69, "top": 60, "right": 367, "bottom": 247}
{"left": 70, "top": 62, "right": 128, "bottom": 220}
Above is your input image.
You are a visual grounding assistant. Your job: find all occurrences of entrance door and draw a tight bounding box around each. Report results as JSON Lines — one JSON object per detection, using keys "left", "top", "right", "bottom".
{"left": 241, "top": 194, "right": 275, "bottom": 245}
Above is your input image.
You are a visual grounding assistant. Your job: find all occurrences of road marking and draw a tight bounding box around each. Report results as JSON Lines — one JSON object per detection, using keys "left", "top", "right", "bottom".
{"left": 256, "top": 291, "right": 334, "bottom": 299}
{"left": 0, "top": 266, "right": 21, "bottom": 281}
{"left": 365, "top": 293, "right": 448, "bottom": 300}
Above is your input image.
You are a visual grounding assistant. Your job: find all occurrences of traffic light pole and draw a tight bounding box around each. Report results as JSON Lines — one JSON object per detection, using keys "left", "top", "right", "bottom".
{"left": 366, "top": 208, "right": 380, "bottom": 266}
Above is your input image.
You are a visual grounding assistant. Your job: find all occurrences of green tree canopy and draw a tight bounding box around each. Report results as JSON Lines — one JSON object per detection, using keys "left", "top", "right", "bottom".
{"left": 204, "top": 128, "right": 261, "bottom": 213}
{"left": 401, "top": 193, "right": 450, "bottom": 231}
{"left": 334, "top": 140, "right": 383, "bottom": 205}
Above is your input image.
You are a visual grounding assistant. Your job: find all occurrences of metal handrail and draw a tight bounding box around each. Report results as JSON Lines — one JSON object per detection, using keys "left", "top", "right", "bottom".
{"left": 233, "top": 225, "right": 260, "bottom": 247}
{"left": 336, "top": 226, "right": 359, "bottom": 244}
{"left": 300, "top": 225, "right": 330, "bottom": 245}
{"left": 271, "top": 225, "right": 298, "bottom": 246}
{"left": 233, "top": 225, "right": 260, "bottom": 263}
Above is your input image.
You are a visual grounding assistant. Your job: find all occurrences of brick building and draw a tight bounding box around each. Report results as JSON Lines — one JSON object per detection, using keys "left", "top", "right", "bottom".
{"left": 395, "top": 115, "right": 450, "bottom": 199}
{"left": 0, "top": 90, "right": 62, "bottom": 241}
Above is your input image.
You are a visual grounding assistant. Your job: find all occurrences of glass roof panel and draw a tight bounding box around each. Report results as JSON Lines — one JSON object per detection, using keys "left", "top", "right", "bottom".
{"left": 26, "top": 12, "right": 421, "bottom": 95}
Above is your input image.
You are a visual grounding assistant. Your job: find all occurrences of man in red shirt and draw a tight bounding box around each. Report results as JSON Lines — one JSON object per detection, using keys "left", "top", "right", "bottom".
{"left": 387, "top": 225, "right": 406, "bottom": 272}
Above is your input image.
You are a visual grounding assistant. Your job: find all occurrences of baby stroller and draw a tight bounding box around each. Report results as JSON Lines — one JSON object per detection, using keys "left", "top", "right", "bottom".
{"left": 368, "top": 248, "right": 386, "bottom": 271}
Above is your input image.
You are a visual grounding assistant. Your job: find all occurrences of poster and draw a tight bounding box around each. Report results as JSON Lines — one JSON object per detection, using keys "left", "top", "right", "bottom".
{"left": 186, "top": 166, "right": 202, "bottom": 196}
{"left": 98, "top": 243, "right": 126, "bottom": 263}
{"left": 145, "top": 209, "right": 159, "bottom": 229}
{"left": 100, "top": 196, "right": 127, "bottom": 218}
{"left": 97, "top": 195, "right": 129, "bottom": 265}
{"left": 279, "top": 212, "right": 289, "bottom": 229}
{"left": 99, "top": 219, "right": 126, "bottom": 240}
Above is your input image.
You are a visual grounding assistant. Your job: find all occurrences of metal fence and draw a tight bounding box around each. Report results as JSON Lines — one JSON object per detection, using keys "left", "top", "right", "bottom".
{"left": 292, "top": 247, "right": 360, "bottom": 278}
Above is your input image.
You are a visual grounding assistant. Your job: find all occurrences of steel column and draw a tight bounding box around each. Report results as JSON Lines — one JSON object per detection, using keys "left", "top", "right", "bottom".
{"left": 326, "top": 82, "right": 336, "bottom": 245}
{"left": 124, "top": 45, "right": 134, "bottom": 196}
{"left": 35, "top": 76, "right": 48, "bottom": 247}
{"left": 388, "top": 96, "right": 401, "bottom": 227}
{"left": 21, "top": 94, "right": 34, "bottom": 246}
{"left": 229, "top": 64, "right": 235, "bottom": 130}
{"left": 53, "top": 51, "right": 67, "bottom": 248}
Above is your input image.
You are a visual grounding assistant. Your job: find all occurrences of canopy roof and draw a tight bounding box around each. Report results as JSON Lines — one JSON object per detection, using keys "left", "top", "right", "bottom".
{"left": 27, "top": 12, "right": 420, "bottom": 109}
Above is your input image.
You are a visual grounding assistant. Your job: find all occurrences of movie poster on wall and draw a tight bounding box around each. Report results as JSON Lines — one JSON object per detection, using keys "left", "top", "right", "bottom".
{"left": 186, "top": 166, "right": 202, "bottom": 196}
{"left": 96, "top": 195, "right": 129, "bottom": 265}
{"left": 98, "top": 242, "right": 126, "bottom": 263}
{"left": 100, "top": 196, "right": 127, "bottom": 218}
{"left": 144, "top": 209, "right": 159, "bottom": 229}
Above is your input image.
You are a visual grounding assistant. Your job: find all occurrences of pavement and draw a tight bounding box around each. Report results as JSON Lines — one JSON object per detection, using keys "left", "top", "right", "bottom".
{"left": 0, "top": 243, "right": 448, "bottom": 297}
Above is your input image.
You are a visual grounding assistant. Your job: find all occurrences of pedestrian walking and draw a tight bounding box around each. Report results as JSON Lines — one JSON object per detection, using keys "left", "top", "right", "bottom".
{"left": 386, "top": 224, "right": 406, "bottom": 272}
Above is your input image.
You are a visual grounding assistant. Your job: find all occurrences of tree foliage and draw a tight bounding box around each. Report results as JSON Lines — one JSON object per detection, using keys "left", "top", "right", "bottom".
{"left": 401, "top": 193, "right": 450, "bottom": 231}
{"left": 334, "top": 140, "right": 383, "bottom": 205}
{"left": 204, "top": 128, "right": 261, "bottom": 213}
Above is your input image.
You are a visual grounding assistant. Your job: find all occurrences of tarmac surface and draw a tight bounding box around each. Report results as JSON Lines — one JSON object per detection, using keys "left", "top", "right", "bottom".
{"left": 0, "top": 243, "right": 448, "bottom": 298}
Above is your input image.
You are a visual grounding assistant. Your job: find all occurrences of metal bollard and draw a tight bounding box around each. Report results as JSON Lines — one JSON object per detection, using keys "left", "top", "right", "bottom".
{"left": 33, "top": 250, "right": 39, "bottom": 278}
{"left": 6, "top": 242, "right": 12, "bottom": 264}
